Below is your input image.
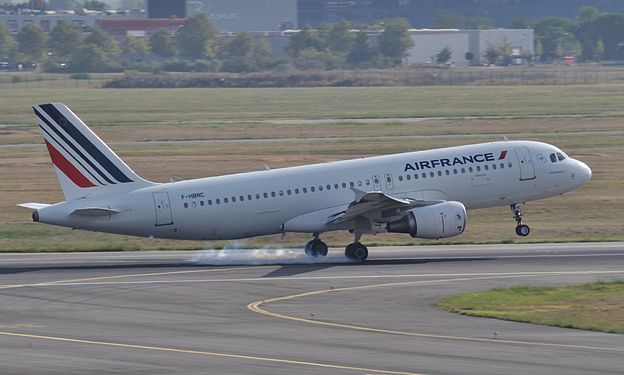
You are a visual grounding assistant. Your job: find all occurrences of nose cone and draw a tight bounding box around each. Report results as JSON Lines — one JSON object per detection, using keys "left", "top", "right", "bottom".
{"left": 576, "top": 161, "right": 592, "bottom": 185}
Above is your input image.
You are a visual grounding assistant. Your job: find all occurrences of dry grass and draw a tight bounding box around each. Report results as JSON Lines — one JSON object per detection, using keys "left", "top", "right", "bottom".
{"left": 1, "top": 83, "right": 623, "bottom": 251}
{"left": 438, "top": 280, "right": 624, "bottom": 334}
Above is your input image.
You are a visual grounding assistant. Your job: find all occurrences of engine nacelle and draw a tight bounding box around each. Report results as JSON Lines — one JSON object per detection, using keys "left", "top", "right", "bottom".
{"left": 386, "top": 201, "right": 466, "bottom": 239}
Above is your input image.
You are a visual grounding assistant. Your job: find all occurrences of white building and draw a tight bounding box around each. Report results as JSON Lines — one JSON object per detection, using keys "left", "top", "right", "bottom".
{"left": 406, "top": 29, "right": 534, "bottom": 67}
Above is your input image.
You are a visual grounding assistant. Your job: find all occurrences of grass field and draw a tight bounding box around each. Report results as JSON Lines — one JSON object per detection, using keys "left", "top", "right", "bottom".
{"left": 1, "top": 79, "right": 623, "bottom": 251}
{"left": 437, "top": 280, "right": 624, "bottom": 334}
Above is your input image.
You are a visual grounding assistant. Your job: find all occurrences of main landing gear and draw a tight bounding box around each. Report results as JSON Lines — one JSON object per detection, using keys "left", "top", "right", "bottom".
{"left": 304, "top": 233, "right": 329, "bottom": 258}
{"left": 511, "top": 203, "right": 530, "bottom": 237}
{"left": 304, "top": 232, "right": 369, "bottom": 262}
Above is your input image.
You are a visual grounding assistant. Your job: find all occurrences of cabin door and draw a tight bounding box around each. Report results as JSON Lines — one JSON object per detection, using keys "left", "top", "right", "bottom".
{"left": 153, "top": 192, "right": 173, "bottom": 226}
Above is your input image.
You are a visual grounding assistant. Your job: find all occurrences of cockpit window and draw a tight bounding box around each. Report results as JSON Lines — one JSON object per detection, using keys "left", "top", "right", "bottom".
{"left": 550, "top": 153, "right": 557, "bottom": 163}
{"left": 556, "top": 152, "right": 566, "bottom": 161}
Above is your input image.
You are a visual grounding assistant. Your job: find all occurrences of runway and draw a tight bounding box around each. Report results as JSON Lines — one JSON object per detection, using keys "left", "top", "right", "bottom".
{"left": 1, "top": 242, "right": 623, "bottom": 375}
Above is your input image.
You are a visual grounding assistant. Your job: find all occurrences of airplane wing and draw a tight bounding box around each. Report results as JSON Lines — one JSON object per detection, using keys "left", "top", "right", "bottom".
{"left": 326, "top": 188, "right": 441, "bottom": 225}
{"left": 17, "top": 203, "right": 51, "bottom": 210}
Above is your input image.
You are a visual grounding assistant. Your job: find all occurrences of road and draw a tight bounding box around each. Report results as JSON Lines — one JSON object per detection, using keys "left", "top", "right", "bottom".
{"left": 0, "top": 242, "right": 623, "bottom": 375}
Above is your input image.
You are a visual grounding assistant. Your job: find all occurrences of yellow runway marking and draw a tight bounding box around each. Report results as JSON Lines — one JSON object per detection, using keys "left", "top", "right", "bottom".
{"left": 0, "top": 266, "right": 267, "bottom": 291}
{"left": 248, "top": 273, "right": 624, "bottom": 353}
{"left": 0, "top": 331, "right": 424, "bottom": 375}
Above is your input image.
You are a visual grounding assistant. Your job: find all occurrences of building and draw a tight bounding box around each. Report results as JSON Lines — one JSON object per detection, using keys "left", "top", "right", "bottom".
{"left": 0, "top": 13, "right": 100, "bottom": 33}
{"left": 298, "top": 0, "right": 624, "bottom": 28}
{"left": 99, "top": 18, "right": 185, "bottom": 37}
{"left": 405, "top": 29, "right": 534, "bottom": 66}
{"left": 187, "top": 0, "right": 297, "bottom": 32}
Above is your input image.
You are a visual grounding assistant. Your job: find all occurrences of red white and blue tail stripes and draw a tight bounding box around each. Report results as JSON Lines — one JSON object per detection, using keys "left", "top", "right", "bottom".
{"left": 33, "top": 103, "right": 150, "bottom": 199}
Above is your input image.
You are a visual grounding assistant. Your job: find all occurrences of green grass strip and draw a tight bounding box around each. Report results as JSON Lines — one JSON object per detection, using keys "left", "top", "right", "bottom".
{"left": 438, "top": 280, "right": 624, "bottom": 334}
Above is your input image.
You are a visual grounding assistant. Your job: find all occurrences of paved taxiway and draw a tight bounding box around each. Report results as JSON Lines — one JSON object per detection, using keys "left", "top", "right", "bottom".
{"left": 1, "top": 242, "right": 623, "bottom": 375}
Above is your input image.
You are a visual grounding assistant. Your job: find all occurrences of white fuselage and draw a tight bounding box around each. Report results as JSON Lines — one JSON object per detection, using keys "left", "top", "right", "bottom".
{"left": 36, "top": 140, "right": 591, "bottom": 240}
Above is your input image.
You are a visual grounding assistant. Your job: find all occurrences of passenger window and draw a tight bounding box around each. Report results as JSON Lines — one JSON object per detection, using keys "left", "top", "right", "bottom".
{"left": 200, "top": 201, "right": 204, "bottom": 207}
{"left": 485, "top": 165, "right": 489, "bottom": 171}
{"left": 445, "top": 170, "right": 450, "bottom": 175}
{"left": 365, "top": 179, "right": 370, "bottom": 186}
{"left": 406, "top": 174, "right": 411, "bottom": 180}
{"left": 255, "top": 193, "right": 260, "bottom": 199}
{"left": 240, "top": 195, "right": 244, "bottom": 201}
{"left": 311, "top": 187, "right": 315, "bottom": 192}
{"left": 271, "top": 192, "right": 276, "bottom": 197}
{"left": 357, "top": 181, "right": 362, "bottom": 186}
{"left": 326, "top": 184, "right": 331, "bottom": 190}
{"left": 318, "top": 185, "right": 323, "bottom": 191}
{"left": 334, "top": 184, "right": 339, "bottom": 189}
{"left": 414, "top": 174, "right": 418, "bottom": 179}
{"left": 461, "top": 168, "right": 466, "bottom": 173}
{"left": 386, "top": 176, "right": 391, "bottom": 183}
{"left": 422, "top": 173, "right": 427, "bottom": 178}
{"left": 231, "top": 197, "right": 236, "bottom": 202}
{"left": 263, "top": 193, "right": 268, "bottom": 198}
{"left": 398, "top": 176, "right": 403, "bottom": 181}
{"left": 453, "top": 169, "right": 458, "bottom": 174}
{"left": 208, "top": 200, "right": 212, "bottom": 205}
{"left": 295, "top": 188, "right": 299, "bottom": 194}
{"left": 216, "top": 198, "right": 220, "bottom": 204}
{"left": 247, "top": 194, "right": 252, "bottom": 200}
{"left": 374, "top": 177, "right": 380, "bottom": 185}
{"left": 349, "top": 182, "right": 355, "bottom": 187}
{"left": 303, "top": 187, "right": 307, "bottom": 193}
{"left": 430, "top": 172, "right": 435, "bottom": 177}
{"left": 508, "top": 162, "right": 512, "bottom": 168}
{"left": 279, "top": 190, "right": 284, "bottom": 196}
{"left": 437, "top": 171, "right": 442, "bottom": 176}
{"left": 184, "top": 202, "right": 188, "bottom": 208}
{"left": 476, "top": 166, "right": 481, "bottom": 172}
{"left": 287, "top": 189, "right": 292, "bottom": 195}
{"left": 492, "top": 164, "right": 497, "bottom": 170}
{"left": 550, "top": 153, "right": 557, "bottom": 163}
{"left": 342, "top": 183, "right": 347, "bottom": 188}
{"left": 468, "top": 167, "right": 473, "bottom": 173}
{"left": 500, "top": 163, "right": 504, "bottom": 169}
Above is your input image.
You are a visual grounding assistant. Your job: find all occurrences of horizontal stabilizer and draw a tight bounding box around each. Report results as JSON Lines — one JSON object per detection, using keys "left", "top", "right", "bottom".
{"left": 17, "top": 203, "right": 51, "bottom": 210}
{"left": 70, "top": 207, "right": 120, "bottom": 217}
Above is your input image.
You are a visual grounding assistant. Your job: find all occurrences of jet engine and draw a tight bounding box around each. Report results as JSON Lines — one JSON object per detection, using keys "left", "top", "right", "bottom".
{"left": 386, "top": 201, "right": 466, "bottom": 239}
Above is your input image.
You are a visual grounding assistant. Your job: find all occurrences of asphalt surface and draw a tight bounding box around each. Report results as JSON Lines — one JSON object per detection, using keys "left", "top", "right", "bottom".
{"left": 1, "top": 242, "right": 623, "bottom": 375}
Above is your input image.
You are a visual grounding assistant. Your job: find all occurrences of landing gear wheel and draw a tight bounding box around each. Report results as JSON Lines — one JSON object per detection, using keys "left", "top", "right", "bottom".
{"left": 345, "top": 242, "right": 368, "bottom": 262}
{"left": 515, "top": 224, "right": 530, "bottom": 237}
{"left": 304, "top": 239, "right": 328, "bottom": 257}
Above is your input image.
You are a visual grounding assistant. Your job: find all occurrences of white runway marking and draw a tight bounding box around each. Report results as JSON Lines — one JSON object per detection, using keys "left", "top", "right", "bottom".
{"left": 3, "top": 270, "right": 623, "bottom": 289}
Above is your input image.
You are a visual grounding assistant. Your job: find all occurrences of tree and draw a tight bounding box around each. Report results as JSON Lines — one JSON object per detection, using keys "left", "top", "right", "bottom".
{"left": 16, "top": 23, "right": 47, "bottom": 62}
{"left": 149, "top": 29, "right": 175, "bottom": 58}
{"left": 122, "top": 36, "right": 149, "bottom": 62}
{"left": 577, "top": 6, "right": 600, "bottom": 61}
{"left": 595, "top": 38, "right": 605, "bottom": 60}
{"left": 285, "top": 25, "right": 322, "bottom": 57}
{"left": 347, "top": 31, "right": 375, "bottom": 68}
{"left": 509, "top": 17, "right": 535, "bottom": 29}
{"left": 219, "top": 32, "right": 272, "bottom": 72}
{"left": 464, "top": 51, "right": 474, "bottom": 63}
{"left": 0, "top": 22, "right": 16, "bottom": 62}
{"left": 324, "top": 20, "right": 354, "bottom": 53}
{"left": 534, "top": 17, "right": 576, "bottom": 59}
{"left": 48, "top": 22, "right": 83, "bottom": 60}
{"left": 484, "top": 44, "right": 500, "bottom": 65}
{"left": 592, "top": 13, "right": 624, "bottom": 60}
{"left": 436, "top": 46, "right": 452, "bottom": 64}
{"left": 432, "top": 12, "right": 463, "bottom": 28}
{"left": 377, "top": 18, "right": 414, "bottom": 66}
{"left": 499, "top": 38, "right": 513, "bottom": 65}
{"left": 175, "top": 14, "right": 219, "bottom": 60}
{"left": 84, "top": 28, "right": 119, "bottom": 57}
{"left": 83, "top": 0, "right": 107, "bottom": 10}
{"left": 68, "top": 43, "right": 113, "bottom": 72}
{"left": 119, "top": 0, "right": 144, "bottom": 9}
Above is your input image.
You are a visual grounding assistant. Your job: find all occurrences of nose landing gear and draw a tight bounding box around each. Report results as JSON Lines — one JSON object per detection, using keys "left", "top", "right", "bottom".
{"left": 511, "top": 203, "right": 530, "bottom": 236}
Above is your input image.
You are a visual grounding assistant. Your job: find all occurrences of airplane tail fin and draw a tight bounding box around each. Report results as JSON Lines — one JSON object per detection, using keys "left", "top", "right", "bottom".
{"left": 32, "top": 103, "right": 155, "bottom": 201}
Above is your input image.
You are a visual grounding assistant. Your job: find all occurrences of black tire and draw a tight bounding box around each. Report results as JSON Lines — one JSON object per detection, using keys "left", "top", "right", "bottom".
{"left": 345, "top": 243, "right": 368, "bottom": 261}
{"left": 515, "top": 224, "right": 530, "bottom": 237}
{"left": 313, "top": 241, "right": 328, "bottom": 257}
{"left": 304, "top": 240, "right": 315, "bottom": 256}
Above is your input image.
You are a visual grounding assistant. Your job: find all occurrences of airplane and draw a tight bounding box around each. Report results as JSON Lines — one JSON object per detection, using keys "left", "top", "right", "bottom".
{"left": 19, "top": 103, "right": 592, "bottom": 261}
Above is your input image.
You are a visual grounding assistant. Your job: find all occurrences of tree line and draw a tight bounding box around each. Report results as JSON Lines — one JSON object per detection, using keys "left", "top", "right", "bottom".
{"left": 0, "top": 15, "right": 414, "bottom": 73}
